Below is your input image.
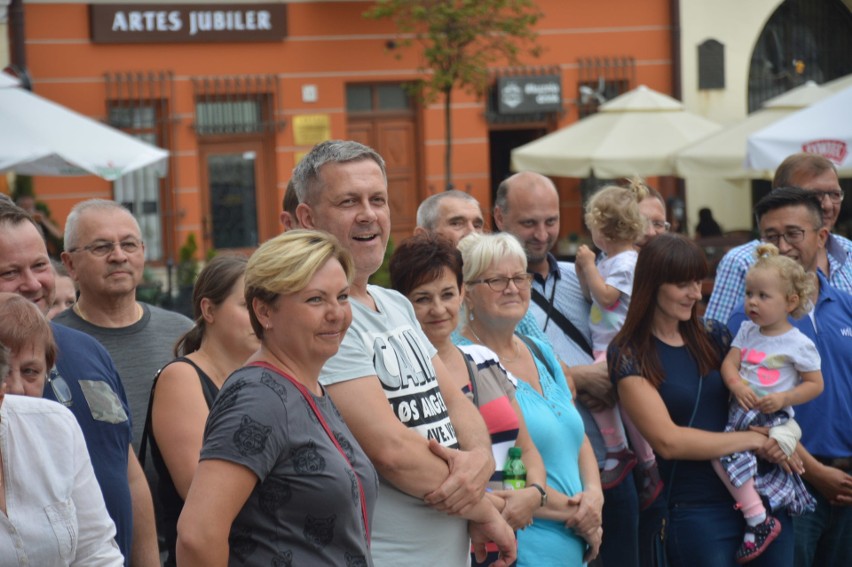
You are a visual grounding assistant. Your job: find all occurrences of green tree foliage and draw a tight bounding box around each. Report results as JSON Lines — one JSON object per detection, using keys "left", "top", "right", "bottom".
{"left": 365, "top": 0, "right": 543, "bottom": 190}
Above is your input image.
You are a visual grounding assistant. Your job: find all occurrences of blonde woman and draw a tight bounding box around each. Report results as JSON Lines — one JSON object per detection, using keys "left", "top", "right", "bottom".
{"left": 453, "top": 232, "right": 603, "bottom": 566}
{"left": 177, "top": 231, "right": 378, "bottom": 566}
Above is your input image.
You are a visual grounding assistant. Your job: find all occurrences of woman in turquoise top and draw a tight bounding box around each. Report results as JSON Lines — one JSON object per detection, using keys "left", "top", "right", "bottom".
{"left": 453, "top": 232, "right": 603, "bottom": 566}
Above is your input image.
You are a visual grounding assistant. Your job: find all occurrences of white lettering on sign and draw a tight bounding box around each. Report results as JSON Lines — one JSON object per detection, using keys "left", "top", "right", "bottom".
{"left": 110, "top": 10, "right": 273, "bottom": 35}
{"left": 112, "top": 11, "right": 182, "bottom": 32}
{"left": 524, "top": 83, "right": 560, "bottom": 95}
{"left": 189, "top": 10, "right": 272, "bottom": 36}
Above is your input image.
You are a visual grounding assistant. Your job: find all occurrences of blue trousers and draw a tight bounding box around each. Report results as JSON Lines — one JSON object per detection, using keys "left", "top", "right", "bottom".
{"left": 596, "top": 470, "right": 640, "bottom": 567}
{"left": 794, "top": 481, "right": 852, "bottom": 567}
{"left": 665, "top": 501, "right": 793, "bottom": 567}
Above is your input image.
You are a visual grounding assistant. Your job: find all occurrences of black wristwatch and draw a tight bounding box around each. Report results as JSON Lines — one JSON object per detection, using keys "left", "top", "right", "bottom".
{"left": 529, "top": 483, "right": 547, "bottom": 507}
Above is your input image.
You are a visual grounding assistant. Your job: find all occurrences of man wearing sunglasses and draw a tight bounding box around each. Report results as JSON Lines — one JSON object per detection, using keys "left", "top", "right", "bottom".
{"left": 0, "top": 200, "right": 159, "bottom": 566}
{"left": 727, "top": 187, "right": 852, "bottom": 567}
{"left": 706, "top": 153, "right": 852, "bottom": 323}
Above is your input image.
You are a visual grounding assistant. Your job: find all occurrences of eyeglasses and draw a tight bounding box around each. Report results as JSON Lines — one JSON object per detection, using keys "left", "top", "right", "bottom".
{"left": 651, "top": 220, "right": 671, "bottom": 232}
{"left": 48, "top": 367, "right": 73, "bottom": 407}
{"left": 811, "top": 189, "right": 845, "bottom": 204}
{"left": 761, "top": 228, "right": 817, "bottom": 246}
{"left": 468, "top": 274, "right": 533, "bottom": 292}
{"left": 68, "top": 239, "right": 143, "bottom": 257}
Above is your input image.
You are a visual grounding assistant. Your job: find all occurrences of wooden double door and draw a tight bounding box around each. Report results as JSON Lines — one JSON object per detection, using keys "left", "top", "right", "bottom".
{"left": 348, "top": 117, "right": 420, "bottom": 246}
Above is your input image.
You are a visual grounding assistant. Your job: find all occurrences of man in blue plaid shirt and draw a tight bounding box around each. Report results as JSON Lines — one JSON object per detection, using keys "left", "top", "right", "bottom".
{"left": 705, "top": 153, "right": 852, "bottom": 323}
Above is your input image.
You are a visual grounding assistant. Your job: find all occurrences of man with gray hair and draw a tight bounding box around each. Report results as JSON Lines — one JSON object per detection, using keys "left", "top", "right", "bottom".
{"left": 56, "top": 199, "right": 193, "bottom": 557}
{"left": 294, "top": 140, "right": 515, "bottom": 566}
{"left": 57, "top": 199, "right": 193, "bottom": 452}
{"left": 414, "top": 189, "right": 484, "bottom": 245}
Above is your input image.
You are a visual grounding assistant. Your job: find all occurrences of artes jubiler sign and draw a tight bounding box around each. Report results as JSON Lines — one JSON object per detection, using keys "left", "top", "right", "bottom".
{"left": 90, "top": 4, "right": 287, "bottom": 43}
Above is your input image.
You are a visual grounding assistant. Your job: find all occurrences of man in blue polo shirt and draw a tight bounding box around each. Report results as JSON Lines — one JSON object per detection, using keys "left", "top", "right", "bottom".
{"left": 0, "top": 201, "right": 159, "bottom": 566}
{"left": 727, "top": 187, "right": 852, "bottom": 567}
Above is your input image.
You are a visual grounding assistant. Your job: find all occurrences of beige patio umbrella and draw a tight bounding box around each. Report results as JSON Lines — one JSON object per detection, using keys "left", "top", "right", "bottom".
{"left": 510, "top": 85, "right": 720, "bottom": 178}
{"left": 675, "top": 81, "right": 831, "bottom": 180}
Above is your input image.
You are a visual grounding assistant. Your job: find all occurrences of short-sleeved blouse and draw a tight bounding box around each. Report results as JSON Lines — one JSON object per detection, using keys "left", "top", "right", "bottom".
{"left": 454, "top": 334, "right": 587, "bottom": 566}
{"left": 200, "top": 364, "right": 379, "bottom": 566}
{"left": 609, "top": 319, "right": 734, "bottom": 505}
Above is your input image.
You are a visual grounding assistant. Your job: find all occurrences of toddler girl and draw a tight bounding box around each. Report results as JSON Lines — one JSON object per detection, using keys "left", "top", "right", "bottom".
{"left": 575, "top": 181, "right": 659, "bottom": 507}
{"left": 717, "top": 243, "right": 823, "bottom": 564}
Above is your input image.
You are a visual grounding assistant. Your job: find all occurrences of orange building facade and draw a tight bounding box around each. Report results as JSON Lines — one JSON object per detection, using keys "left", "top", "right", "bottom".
{"left": 18, "top": 0, "right": 674, "bottom": 265}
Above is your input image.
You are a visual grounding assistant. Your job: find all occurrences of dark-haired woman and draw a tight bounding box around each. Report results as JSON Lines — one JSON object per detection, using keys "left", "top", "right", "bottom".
{"left": 146, "top": 255, "right": 258, "bottom": 567}
{"left": 389, "top": 233, "right": 556, "bottom": 565}
{"left": 610, "top": 233, "right": 798, "bottom": 567}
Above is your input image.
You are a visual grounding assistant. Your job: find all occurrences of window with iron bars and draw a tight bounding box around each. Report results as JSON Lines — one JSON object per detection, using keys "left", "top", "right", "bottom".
{"left": 576, "top": 56, "right": 635, "bottom": 118}
{"left": 192, "top": 75, "right": 279, "bottom": 135}
{"left": 105, "top": 71, "right": 173, "bottom": 262}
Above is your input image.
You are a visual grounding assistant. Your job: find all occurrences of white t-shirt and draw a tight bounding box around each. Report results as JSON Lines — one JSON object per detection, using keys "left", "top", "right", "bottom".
{"left": 731, "top": 320, "right": 822, "bottom": 416}
{"left": 319, "top": 285, "right": 468, "bottom": 566}
{"left": 590, "top": 250, "right": 637, "bottom": 352}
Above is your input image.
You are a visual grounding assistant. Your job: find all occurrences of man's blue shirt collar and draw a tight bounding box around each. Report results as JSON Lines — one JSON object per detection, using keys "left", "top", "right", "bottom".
{"left": 530, "top": 252, "right": 561, "bottom": 284}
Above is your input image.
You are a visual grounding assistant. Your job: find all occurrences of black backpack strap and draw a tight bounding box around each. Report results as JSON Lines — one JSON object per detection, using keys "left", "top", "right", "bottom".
{"left": 530, "top": 287, "right": 594, "bottom": 358}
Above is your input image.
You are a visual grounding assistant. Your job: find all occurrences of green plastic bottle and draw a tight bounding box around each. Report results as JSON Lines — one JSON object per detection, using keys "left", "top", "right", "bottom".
{"left": 503, "top": 447, "right": 527, "bottom": 490}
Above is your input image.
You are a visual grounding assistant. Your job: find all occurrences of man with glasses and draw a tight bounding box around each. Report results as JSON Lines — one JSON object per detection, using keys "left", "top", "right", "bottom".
{"left": 56, "top": 200, "right": 193, "bottom": 560}
{"left": 0, "top": 200, "right": 159, "bottom": 566}
{"left": 636, "top": 188, "right": 670, "bottom": 248}
{"left": 706, "top": 153, "right": 852, "bottom": 322}
{"left": 56, "top": 199, "right": 193, "bottom": 455}
{"left": 727, "top": 187, "right": 852, "bottom": 567}
{"left": 494, "top": 171, "right": 640, "bottom": 567}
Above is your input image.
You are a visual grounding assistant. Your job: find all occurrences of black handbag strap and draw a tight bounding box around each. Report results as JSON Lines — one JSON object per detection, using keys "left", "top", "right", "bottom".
{"left": 516, "top": 333, "right": 561, "bottom": 387}
{"left": 139, "top": 357, "right": 217, "bottom": 466}
{"left": 457, "top": 346, "right": 481, "bottom": 407}
{"left": 530, "top": 287, "right": 594, "bottom": 358}
{"left": 663, "top": 374, "right": 704, "bottom": 504}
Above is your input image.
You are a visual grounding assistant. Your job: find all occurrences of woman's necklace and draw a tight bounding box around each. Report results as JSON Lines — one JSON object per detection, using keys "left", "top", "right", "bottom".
{"left": 468, "top": 322, "right": 521, "bottom": 363}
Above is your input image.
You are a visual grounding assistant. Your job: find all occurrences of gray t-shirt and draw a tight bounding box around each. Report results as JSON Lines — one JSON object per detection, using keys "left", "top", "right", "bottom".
{"left": 319, "top": 285, "right": 469, "bottom": 566}
{"left": 202, "top": 364, "right": 378, "bottom": 566}
{"left": 55, "top": 303, "right": 193, "bottom": 449}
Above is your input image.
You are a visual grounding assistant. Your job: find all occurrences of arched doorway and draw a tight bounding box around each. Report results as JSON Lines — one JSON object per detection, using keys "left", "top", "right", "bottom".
{"left": 748, "top": 0, "right": 852, "bottom": 112}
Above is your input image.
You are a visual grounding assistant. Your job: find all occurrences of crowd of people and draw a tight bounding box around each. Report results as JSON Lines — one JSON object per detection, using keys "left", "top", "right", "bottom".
{"left": 0, "top": 143, "right": 849, "bottom": 567}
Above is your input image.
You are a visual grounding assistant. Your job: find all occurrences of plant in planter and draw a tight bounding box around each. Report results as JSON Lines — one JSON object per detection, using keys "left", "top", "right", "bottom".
{"left": 175, "top": 234, "right": 201, "bottom": 317}
{"left": 177, "top": 233, "right": 200, "bottom": 287}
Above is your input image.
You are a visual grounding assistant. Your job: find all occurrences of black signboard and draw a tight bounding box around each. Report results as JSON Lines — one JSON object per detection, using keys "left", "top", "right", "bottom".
{"left": 90, "top": 3, "right": 287, "bottom": 43}
{"left": 497, "top": 75, "right": 562, "bottom": 114}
